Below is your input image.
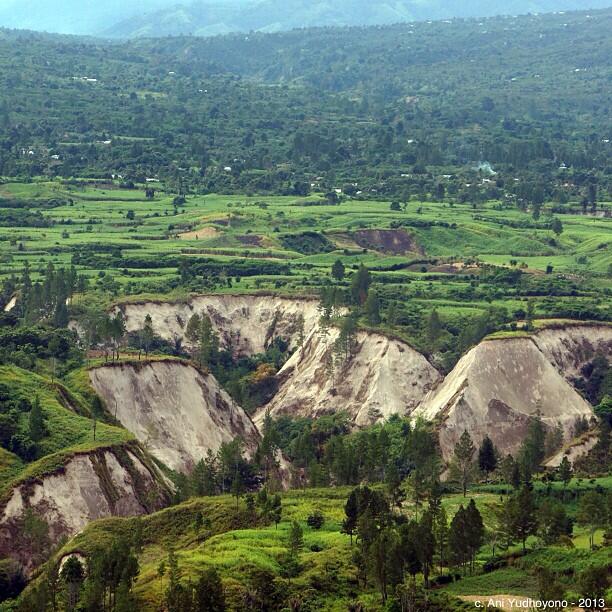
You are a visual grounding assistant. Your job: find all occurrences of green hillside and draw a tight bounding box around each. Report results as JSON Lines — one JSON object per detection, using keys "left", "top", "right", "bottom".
{"left": 0, "top": 364, "right": 132, "bottom": 497}
{"left": 19, "top": 480, "right": 612, "bottom": 611}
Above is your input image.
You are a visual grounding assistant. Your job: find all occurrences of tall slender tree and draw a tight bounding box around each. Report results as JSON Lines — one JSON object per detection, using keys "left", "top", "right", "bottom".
{"left": 450, "top": 430, "right": 476, "bottom": 496}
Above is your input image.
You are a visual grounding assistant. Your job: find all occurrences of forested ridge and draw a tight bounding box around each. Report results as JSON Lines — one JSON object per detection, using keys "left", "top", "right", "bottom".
{"left": 0, "top": 7, "right": 611, "bottom": 611}
{"left": 0, "top": 9, "right": 610, "bottom": 200}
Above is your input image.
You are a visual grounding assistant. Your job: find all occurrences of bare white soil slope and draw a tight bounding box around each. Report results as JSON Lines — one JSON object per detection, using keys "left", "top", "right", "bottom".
{"left": 544, "top": 432, "right": 599, "bottom": 468}
{"left": 117, "top": 294, "right": 320, "bottom": 355}
{"left": 532, "top": 324, "right": 612, "bottom": 380}
{"left": 89, "top": 360, "right": 260, "bottom": 472}
{"left": 258, "top": 328, "right": 441, "bottom": 427}
{"left": 0, "top": 445, "right": 169, "bottom": 573}
{"left": 413, "top": 337, "right": 595, "bottom": 460}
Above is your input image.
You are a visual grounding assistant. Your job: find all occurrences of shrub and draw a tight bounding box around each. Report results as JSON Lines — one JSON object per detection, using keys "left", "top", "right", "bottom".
{"left": 306, "top": 510, "right": 325, "bottom": 530}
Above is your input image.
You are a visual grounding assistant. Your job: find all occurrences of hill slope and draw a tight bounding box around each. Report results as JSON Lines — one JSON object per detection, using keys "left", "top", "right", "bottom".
{"left": 0, "top": 442, "right": 171, "bottom": 573}
{"left": 2, "top": 0, "right": 611, "bottom": 36}
{"left": 413, "top": 336, "right": 595, "bottom": 459}
{"left": 117, "top": 294, "right": 321, "bottom": 356}
{"left": 106, "top": 0, "right": 612, "bottom": 38}
{"left": 258, "top": 327, "right": 441, "bottom": 427}
{"left": 89, "top": 360, "right": 261, "bottom": 472}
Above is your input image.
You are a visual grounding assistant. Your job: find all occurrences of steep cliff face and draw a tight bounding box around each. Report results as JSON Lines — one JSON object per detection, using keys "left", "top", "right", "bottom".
{"left": 532, "top": 324, "right": 612, "bottom": 380}
{"left": 413, "top": 337, "right": 595, "bottom": 460}
{"left": 114, "top": 295, "right": 609, "bottom": 466}
{"left": 257, "top": 328, "right": 441, "bottom": 427}
{"left": 117, "top": 294, "right": 321, "bottom": 356}
{"left": 0, "top": 444, "right": 170, "bottom": 574}
{"left": 89, "top": 360, "right": 261, "bottom": 472}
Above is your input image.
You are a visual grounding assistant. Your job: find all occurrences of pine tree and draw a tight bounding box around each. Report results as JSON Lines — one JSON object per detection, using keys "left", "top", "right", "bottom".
{"left": 141, "top": 313, "right": 155, "bottom": 357}
{"left": 399, "top": 520, "right": 422, "bottom": 584}
{"left": 450, "top": 430, "right": 476, "bottom": 496}
{"left": 385, "top": 464, "right": 405, "bottom": 510}
{"left": 28, "top": 396, "right": 45, "bottom": 443}
{"left": 256, "top": 411, "right": 280, "bottom": 485}
{"left": 342, "top": 489, "right": 359, "bottom": 544}
{"left": 448, "top": 505, "right": 469, "bottom": 574}
{"left": 418, "top": 510, "right": 436, "bottom": 588}
{"left": 331, "top": 259, "right": 345, "bottom": 281}
{"left": 60, "top": 556, "right": 84, "bottom": 612}
{"left": 231, "top": 469, "right": 245, "bottom": 510}
{"left": 350, "top": 264, "right": 371, "bottom": 305}
{"left": 364, "top": 289, "right": 381, "bottom": 325}
{"left": 369, "top": 527, "right": 398, "bottom": 603}
{"left": 54, "top": 301, "right": 69, "bottom": 328}
{"left": 478, "top": 435, "right": 497, "bottom": 474}
{"left": 490, "top": 502, "right": 513, "bottom": 556}
{"left": 510, "top": 486, "right": 538, "bottom": 553}
{"left": 558, "top": 456, "right": 572, "bottom": 494}
{"left": 559, "top": 456, "right": 573, "bottom": 489}
{"left": 271, "top": 494, "right": 282, "bottom": 529}
{"left": 194, "top": 568, "right": 225, "bottom": 612}
{"left": 407, "top": 469, "right": 428, "bottom": 520}
{"left": 288, "top": 521, "right": 304, "bottom": 556}
{"left": 296, "top": 313, "right": 305, "bottom": 348}
{"left": 426, "top": 309, "right": 442, "bottom": 346}
{"left": 576, "top": 490, "right": 608, "bottom": 550}
{"left": 464, "top": 499, "right": 485, "bottom": 573}
{"left": 185, "top": 312, "right": 220, "bottom": 369}
{"left": 334, "top": 314, "right": 357, "bottom": 362}
{"left": 525, "top": 299, "right": 535, "bottom": 331}
{"left": 520, "top": 413, "right": 546, "bottom": 473}
{"left": 432, "top": 505, "right": 449, "bottom": 573}
{"left": 537, "top": 499, "right": 571, "bottom": 545}
{"left": 185, "top": 313, "right": 202, "bottom": 344}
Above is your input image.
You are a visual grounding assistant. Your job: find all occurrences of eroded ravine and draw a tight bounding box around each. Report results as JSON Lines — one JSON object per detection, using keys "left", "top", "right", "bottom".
{"left": 89, "top": 360, "right": 261, "bottom": 472}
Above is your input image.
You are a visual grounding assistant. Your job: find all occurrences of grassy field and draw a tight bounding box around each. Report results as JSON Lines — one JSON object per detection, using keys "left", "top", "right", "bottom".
{"left": 38, "top": 480, "right": 610, "bottom": 612}
{"left": 0, "top": 180, "right": 610, "bottom": 323}
{"left": 0, "top": 364, "right": 132, "bottom": 497}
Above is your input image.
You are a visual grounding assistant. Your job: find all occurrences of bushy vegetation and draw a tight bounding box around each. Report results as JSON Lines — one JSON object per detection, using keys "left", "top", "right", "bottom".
{"left": 10, "top": 469, "right": 611, "bottom": 612}
{"left": 0, "top": 6, "right": 610, "bottom": 611}
{"left": 0, "top": 10, "right": 610, "bottom": 203}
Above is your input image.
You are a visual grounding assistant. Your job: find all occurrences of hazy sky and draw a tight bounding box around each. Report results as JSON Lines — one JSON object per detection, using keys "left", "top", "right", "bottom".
{"left": 0, "top": 0, "right": 610, "bottom": 36}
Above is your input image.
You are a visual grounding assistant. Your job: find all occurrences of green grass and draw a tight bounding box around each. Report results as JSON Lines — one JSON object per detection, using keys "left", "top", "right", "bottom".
{"left": 1, "top": 181, "right": 610, "bottom": 322}
{"left": 0, "top": 364, "right": 133, "bottom": 497}
{"left": 441, "top": 567, "right": 539, "bottom": 598}
{"left": 19, "top": 479, "right": 611, "bottom": 611}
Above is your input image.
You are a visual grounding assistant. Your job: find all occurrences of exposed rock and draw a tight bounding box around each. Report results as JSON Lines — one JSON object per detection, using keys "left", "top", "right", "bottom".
{"left": 89, "top": 360, "right": 260, "bottom": 472}
{"left": 256, "top": 328, "right": 441, "bottom": 427}
{"left": 532, "top": 323, "right": 612, "bottom": 380}
{"left": 115, "top": 296, "right": 608, "bottom": 467}
{"left": 3, "top": 295, "right": 16, "bottom": 312}
{"left": 544, "top": 432, "right": 599, "bottom": 468}
{"left": 117, "top": 294, "right": 320, "bottom": 356}
{"left": 413, "top": 337, "right": 595, "bottom": 460}
{"left": 0, "top": 445, "right": 170, "bottom": 574}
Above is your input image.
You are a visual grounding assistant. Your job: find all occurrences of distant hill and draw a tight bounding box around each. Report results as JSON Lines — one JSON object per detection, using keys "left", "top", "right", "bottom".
{"left": 105, "top": 0, "right": 612, "bottom": 38}
{"left": 0, "top": 0, "right": 174, "bottom": 34}
{"left": 0, "top": 0, "right": 610, "bottom": 36}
